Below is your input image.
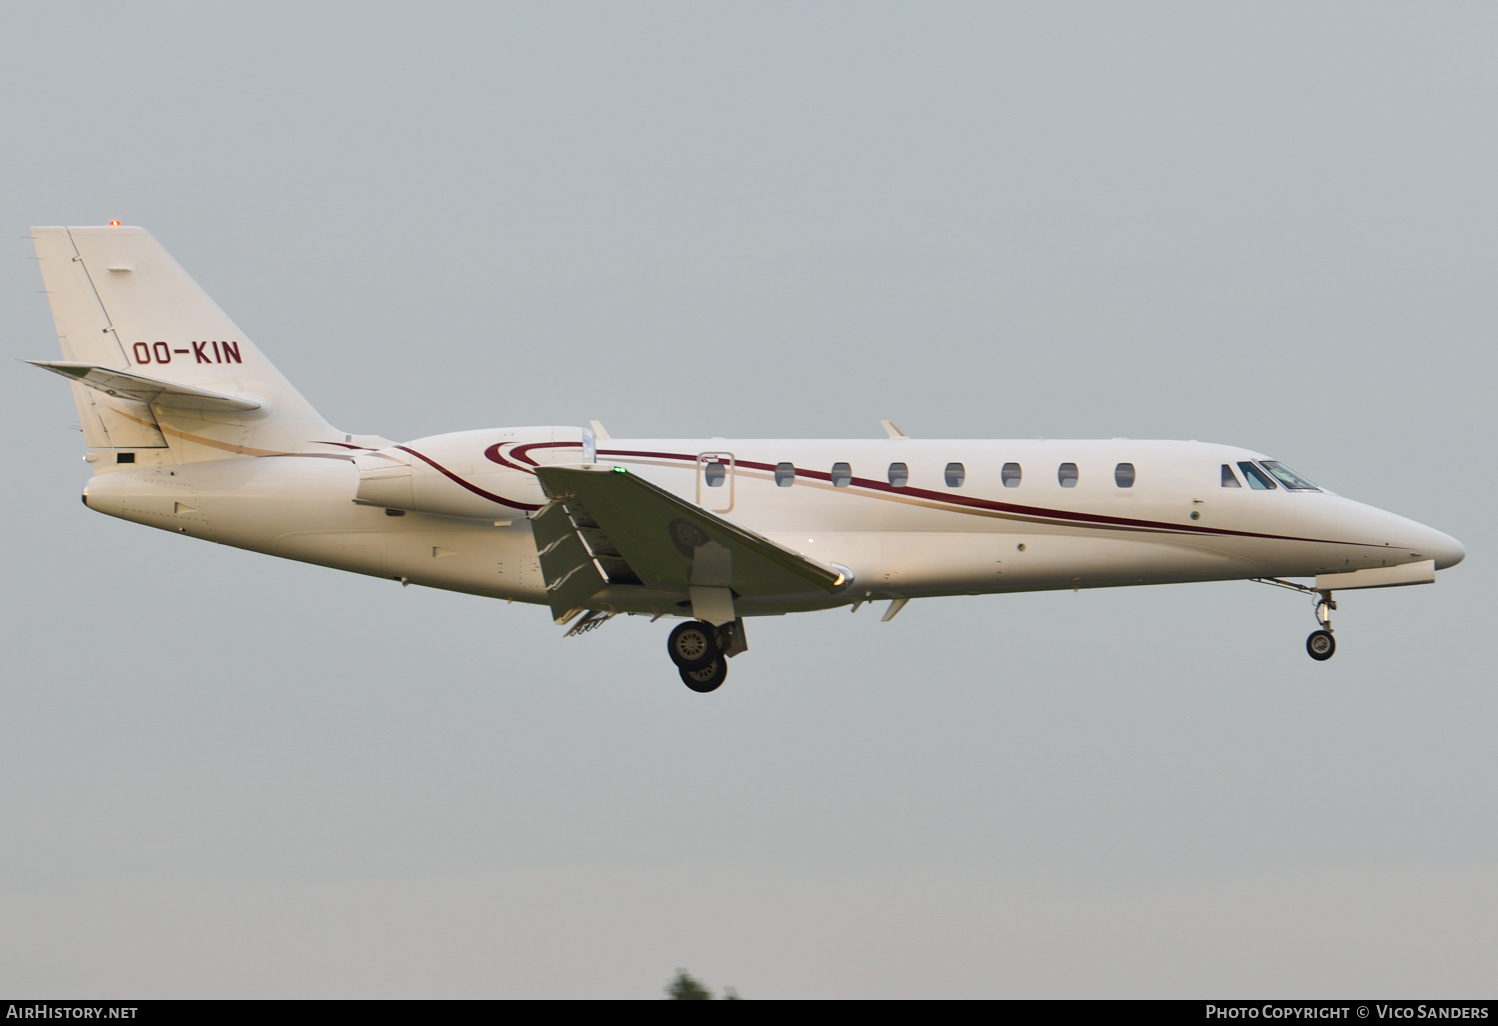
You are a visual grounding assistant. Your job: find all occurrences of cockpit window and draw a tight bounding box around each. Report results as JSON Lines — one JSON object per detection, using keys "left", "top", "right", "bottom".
{"left": 1221, "top": 464, "right": 1242, "bottom": 488}
{"left": 1237, "top": 461, "right": 1277, "bottom": 490}
{"left": 1260, "top": 461, "right": 1320, "bottom": 491}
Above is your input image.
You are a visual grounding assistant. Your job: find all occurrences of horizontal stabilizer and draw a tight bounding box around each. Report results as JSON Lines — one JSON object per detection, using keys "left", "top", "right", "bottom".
{"left": 28, "top": 361, "right": 261, "bottom": 412}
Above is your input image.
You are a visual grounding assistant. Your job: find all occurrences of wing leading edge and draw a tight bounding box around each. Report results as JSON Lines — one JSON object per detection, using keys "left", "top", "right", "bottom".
{"left": 532, "top": 464, "right": 847, "bottom": 624}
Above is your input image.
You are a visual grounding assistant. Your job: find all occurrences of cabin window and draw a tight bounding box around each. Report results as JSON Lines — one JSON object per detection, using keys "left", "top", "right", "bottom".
{"left": 1260, "top": 461, "right": 1321, "bottom": 491}
{"left": 704, "top": 459, "right": 726, "bottom": 487}
{"left": 888, "top": 462, "right": 909, "bottom": 488}
{"left": 1221, "top": 464, "right": 1242, "bottom": 488}
{"left": 1002, "top": 462, "right": 1022, "bottom": 488}
{"left": 1114, "top": 463, "right": 1135, "bottom": 488}
{"left": 774, "top": 462, "right": 795, "bottom": 487}
{"left": 945, "top": 462, "right": 965, "bottom": 488}
{"left": 1058, "top": 463, "right": 1078, "bottom": 488}
{"left": 831, "top": 462, "right": 853, "bottom": 487}
{"left": 1238, "top": 461, "right": 1278, "bottom": 490}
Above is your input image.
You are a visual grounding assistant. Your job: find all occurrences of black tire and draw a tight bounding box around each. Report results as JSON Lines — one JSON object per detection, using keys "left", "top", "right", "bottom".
{"left": 1306, "top": 630, "right": 1336, "bottom": 661}
{"left": 680, "top": 655, "right": 728, "bottom": 693}
{"left": 667, "top": 620, "right": 719, "bottom": 671}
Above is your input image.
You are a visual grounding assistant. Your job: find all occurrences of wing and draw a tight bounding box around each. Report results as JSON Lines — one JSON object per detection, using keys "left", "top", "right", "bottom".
{"left": 532, "top": 464, "right": 846, "bottom": 624}
{"left": 29, "top": 361, "right": 262, "bottom": 412}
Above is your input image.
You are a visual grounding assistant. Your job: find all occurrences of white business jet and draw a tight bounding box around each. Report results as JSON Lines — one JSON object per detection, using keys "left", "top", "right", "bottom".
{"left": 30, "top": 226, "right": 1465, "bottom": 692}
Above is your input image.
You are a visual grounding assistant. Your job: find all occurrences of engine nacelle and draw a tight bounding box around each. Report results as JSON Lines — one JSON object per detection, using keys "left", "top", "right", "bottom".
{"left": 353, "top": 425, "right": 593, "bottom": 519}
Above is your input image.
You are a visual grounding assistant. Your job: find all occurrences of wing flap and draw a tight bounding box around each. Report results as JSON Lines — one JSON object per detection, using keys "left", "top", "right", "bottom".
{"left": 28, "top": 361, "right": 262, "bottom": 412}
{"left": 533, "top": 465, "right": 846, "bottom": 600}
{"left": 531, "top": 499, "right": 611, "bottom": 624}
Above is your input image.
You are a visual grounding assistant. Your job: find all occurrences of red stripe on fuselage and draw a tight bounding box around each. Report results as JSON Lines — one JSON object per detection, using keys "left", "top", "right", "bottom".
{"left": 509, "top": 440, "right": 583, "bottom": 467}
{"left": 396, "top": 445, "right": 542, "bottom": 512}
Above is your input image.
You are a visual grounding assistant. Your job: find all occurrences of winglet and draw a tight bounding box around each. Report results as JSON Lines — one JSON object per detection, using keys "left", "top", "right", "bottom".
{"left": 880, "top": 420, "right": 908, "bottom": 439}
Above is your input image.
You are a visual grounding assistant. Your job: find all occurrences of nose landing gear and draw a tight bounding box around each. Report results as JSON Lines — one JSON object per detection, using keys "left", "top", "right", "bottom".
{"left": 1253, "top": 577, "right": 1339, "bottom": 662}
{"left": 1306, "top": 594, "right": 1336, "bottom": 661}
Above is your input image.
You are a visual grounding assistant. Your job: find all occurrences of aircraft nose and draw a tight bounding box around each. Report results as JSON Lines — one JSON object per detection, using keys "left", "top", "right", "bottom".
{"left": 1345, "top": 500, "right": 1466, "bottom": 571}
{"left": 1428, "top": 529, "right": 1466, "bottom": 570}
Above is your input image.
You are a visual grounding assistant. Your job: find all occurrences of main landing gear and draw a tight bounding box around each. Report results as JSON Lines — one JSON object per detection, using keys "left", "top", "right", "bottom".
{"left": 666, "top": 618, "right": 746, "bottom": 692}
{"left": 1253, "top": 577, "right": 1338, "bottom": 662}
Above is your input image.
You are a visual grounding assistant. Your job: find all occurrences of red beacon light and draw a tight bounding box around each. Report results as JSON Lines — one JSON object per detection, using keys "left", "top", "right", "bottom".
{"left": 108, "top": 220, "right": 121, "bottom": 227}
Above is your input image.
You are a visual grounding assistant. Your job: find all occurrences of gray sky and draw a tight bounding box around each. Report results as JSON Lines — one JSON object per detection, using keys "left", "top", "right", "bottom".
{"left": 2, "top": 1, "right": 1494, "bottom": 998}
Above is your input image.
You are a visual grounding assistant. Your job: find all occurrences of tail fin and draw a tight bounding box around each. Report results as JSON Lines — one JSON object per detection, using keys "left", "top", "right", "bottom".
{"left": 32, "top": 225, "right": 342, "bottom": 462}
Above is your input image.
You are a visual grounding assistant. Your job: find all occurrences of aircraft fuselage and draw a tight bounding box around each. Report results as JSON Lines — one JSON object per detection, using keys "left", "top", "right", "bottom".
{"left": 80, "top": 432, "right": 1464, "bottom": 617}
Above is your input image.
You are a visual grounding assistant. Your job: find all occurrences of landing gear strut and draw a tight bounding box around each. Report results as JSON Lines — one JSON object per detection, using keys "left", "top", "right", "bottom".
{"left": 1252, "top": 578, "right": 1338, "bottom": 662}
{"left": 665, "top": 618, "right": 747, "bottom": 693}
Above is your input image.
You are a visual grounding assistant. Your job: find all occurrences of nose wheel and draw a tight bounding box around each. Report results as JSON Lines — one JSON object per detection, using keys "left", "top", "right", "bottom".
{"left": 1306, "top": 628, "right": 1336, "bottom": 661}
